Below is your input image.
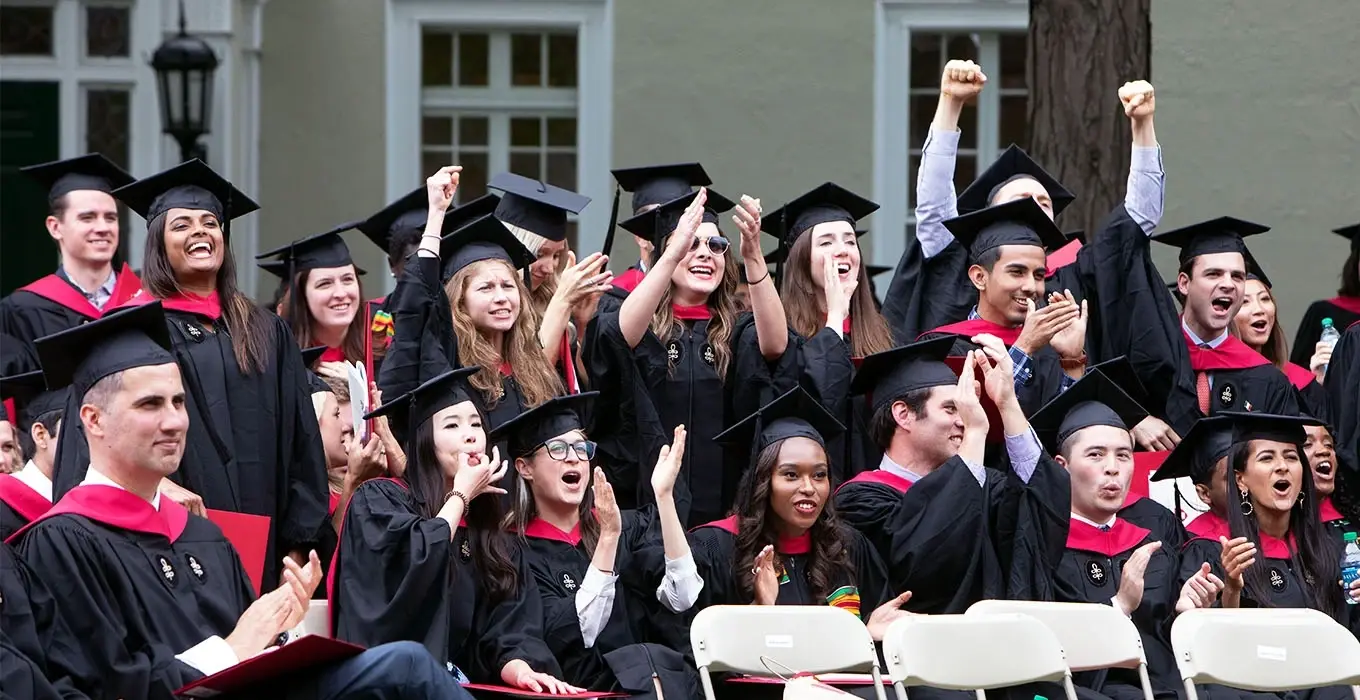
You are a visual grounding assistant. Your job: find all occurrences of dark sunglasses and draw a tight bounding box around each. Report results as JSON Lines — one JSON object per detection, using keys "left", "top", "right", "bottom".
{"left": 689, "top": 236, "right": 731, "bottom": 255}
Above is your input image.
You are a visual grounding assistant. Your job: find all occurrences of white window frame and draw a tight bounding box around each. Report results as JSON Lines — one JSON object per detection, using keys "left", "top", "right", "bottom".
{"left": 871, "top": 0, "right": 1028, "bottom": 271}
{"left": 0, "top": 0, "right": 165, "bottom": 267}
{"left": 386, "top": 0, "right": 613, "bottom": 293}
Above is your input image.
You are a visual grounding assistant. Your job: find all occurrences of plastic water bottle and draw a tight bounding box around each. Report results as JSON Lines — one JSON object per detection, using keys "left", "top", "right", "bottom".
{"left": 1342, "top": 532, "right": 1360, "bottom": 605}
{"left": 1320, "top": 318, "right": 1341, "bottom": 378}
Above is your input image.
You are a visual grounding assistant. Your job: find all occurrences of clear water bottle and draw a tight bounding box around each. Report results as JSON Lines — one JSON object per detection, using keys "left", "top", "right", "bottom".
{"left": 1342, "top": 532, "right": 1360, "bottom": 605}
{"left": 1320, "top": 318, "right": 1341, "bottom": 378}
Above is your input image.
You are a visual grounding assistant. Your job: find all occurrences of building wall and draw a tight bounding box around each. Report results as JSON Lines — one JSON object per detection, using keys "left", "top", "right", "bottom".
{"left": 1150, "top": 0, "right": 1360, "bottom": 338}
{"left": 610, "top": 0, "right": 876, "bottom": 265}
{"left": 257, "top": 0, "right": 388, "bottom": 298}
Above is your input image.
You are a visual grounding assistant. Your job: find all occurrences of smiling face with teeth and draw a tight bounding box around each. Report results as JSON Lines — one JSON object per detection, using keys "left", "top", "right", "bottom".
{"left": 1178, "top": 252, "right": 1247, "bottom": 339}
{"left": 1302, "top": 424, "right": 1336, "bottom": 497}
{"left": 969, "top": 244, "right": 1047, "bottom": 326}
{"left": 516, "top": 428, "right": 593, "bottom": 508}
{"left": 668, "top": 223, "right": 728, "bottom": 304}
{"left": 1234, "top": 438, "right": 1304, "bottom": 518}
{"left": 48, "top": 189, "right": 121, "bottom": 267}
{"left": 767, "top": 436, "right": 832, "bottom": 537}
{"left": 162, "top": 207, "right": 226, "bottom": 280}
{"left": 302, "top": 265, "right": 362, "bottom": 332}
{"left": 1233, "top": 279, "right": 1277, "bottom": 352}
{"left": 806, "top": 221, "right": 860, "bottom": 291}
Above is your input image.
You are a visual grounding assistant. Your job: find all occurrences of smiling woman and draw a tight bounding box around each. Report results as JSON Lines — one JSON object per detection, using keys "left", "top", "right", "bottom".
{"left": 257, "top": 226, "right": 371, "bottom": 364}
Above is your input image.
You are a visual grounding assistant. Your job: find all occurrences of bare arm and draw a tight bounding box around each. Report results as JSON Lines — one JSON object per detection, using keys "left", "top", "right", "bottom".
{"left": 734, "top": 195, "right": 787, "bottom": 359}
{"left": 618, "top": 190, "right": 706, "bottom": 349}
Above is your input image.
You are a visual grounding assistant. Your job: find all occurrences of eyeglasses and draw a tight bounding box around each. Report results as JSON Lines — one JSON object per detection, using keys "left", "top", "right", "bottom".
{"left": 689, "top": 235, "right": 730, "bottom": 256}
{"left": 540, "top": 439, "right": 597, "bottom": 461}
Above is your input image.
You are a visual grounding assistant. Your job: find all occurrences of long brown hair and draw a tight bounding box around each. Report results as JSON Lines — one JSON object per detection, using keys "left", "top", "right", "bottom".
{"left": 1232, "top": 281, "right": 1290, "bottom": 368}
{"left": 280, "top": 266, "right": 368, "bottom": 363}
{"left": 142, "top": 213, "right": 275, "bottom": 374}
{"left": 779, "top": 232, "right": 894, "bottom": 357}
{"left": 732, "top": 439, "right": 853, "bottom": 604}
{"left": 444, "top": 259, "right": 562, "bottom": 409}
{"left": 652, "top": 242, "right": 740, "bottom": 379}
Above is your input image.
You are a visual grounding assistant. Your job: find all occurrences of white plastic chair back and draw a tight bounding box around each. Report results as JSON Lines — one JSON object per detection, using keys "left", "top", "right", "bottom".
{"left": 689, "top": 605, "right": 886, "bottom": 700}
{"left": 968, "top": 600, "right": 1153, "bottom": 700}
{"left": 1171, "top": 607, "right": 1360, "bottom": 700}
{"left": 291, "top": 599, "right": 331, "bottom": 638}
{"left": 882, "top": 614, "right": 1078, "bottom": 700}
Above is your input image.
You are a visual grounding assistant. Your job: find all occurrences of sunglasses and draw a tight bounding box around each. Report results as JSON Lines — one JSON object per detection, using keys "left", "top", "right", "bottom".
{"left": 539, "top": 439, "right": 597, "bottom": 461}
{"left": 689, "top": 235, "right": 731, "bottom": 256}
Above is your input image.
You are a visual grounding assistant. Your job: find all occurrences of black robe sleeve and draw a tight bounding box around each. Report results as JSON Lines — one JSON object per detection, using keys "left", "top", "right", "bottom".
{"left": 728, "top": 315, "right": 800, "bottom": 424}
{"left": 881, "top": 234, "right": 974, "bottom": 342}
{"left": 1, "top": 543, "right": 97, "bottom": 700}
{"left": 1292, "top": 300, "right": 1360, "bottom": 368}
{"left": 377, "top": 255, "right": 460, "bottom": 415}
{"left": 1000, "top": 453, "right": 1072, "bottom": 604}
{"left": 847, "top": 527, "right": 892, "bottom": 616}
{"left": 274, "top": 319, "right": 330, "bottom": 556}
{"left": 833, "top": 482, "right": 902, "bottom": 565}
{"left": 470, "top": 543, "right": 563, "bottom": 681}
{"left": 1327, "top": 325, "right": 1360, "bottom": 477}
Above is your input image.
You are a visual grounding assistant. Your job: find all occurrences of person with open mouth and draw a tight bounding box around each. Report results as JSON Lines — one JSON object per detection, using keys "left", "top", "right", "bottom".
{"left": 1302, "top": 420, "right": 1360, "bottom": 542}
{"left": 497, "top": 396, "right": 702, "bottom": 697}
{"left": 334, "top": 366, "right": 581, "bottom": 695}
{"left": 596, "top": 184, "right": 785, "bottom": 527}
{"left": 1231, "top": 260, "right": 1330, "bottom": 418}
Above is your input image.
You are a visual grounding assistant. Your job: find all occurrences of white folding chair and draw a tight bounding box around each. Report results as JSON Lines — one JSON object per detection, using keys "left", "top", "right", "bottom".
{"left": 290, "top": 599, "right": 330, "bottom": 638}
{"left": 1171, "top": 607, "right": 1360, "bottom": 700}
{"left": 882, "top": 613, "right": 1078, "bottom": 700}
{"left": 968, "top": 600, "right": 1154, "bottom": 700}
{"left": 689, "top": 605, "right": 887, "bottom": 700}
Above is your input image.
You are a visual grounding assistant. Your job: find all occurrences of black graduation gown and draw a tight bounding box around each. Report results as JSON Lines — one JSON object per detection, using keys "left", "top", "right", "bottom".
{"left": 330, "top": 478, "right": 561, "bottom": 682}
{"left": 50, "top": 304, "right": 329, "bottom": 588}
{"left": 519, "top": 512, "right": 699, "bottom": 697}
{"left": 920, "top": 321, "right": 1069, "bottom": 419}
{"left": 12, "top": 486, "right": 256, "bottom": 700}
{"left": 1119, "top": 497, "right": 1187, "bottom": 553}
{"left": 0, "top": 474, "right": 49, "bottom": 541}
{"left": 1164, "top": 336, "right": 1301, "bottom": 438}
{"left": 1057, "top": 518, "right": 1181, "bottom": 697}
{"left": 1, "top": 542, "right": 99, "bottom": 700}
{"left": 1325, "top": 324, "right": 1360, "bottom": 479}
{"left": 1290, "top": 298, "right": 1360, "bottom": 369}
{"left": 0, "top": 265, "right": 143, "bottom": 374}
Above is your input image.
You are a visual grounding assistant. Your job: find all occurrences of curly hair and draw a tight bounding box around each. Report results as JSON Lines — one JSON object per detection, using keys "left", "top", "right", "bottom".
{"left": 778, "top": 231, "right": 894, "bottom": 358}
{"left": 443, "top": 259, "right": 563, "bottom": 409}
{"left": 651, "top": 240, "right": 740, "bottom": 379}
{"left": 730, "top": 439, "right": 853, "bottom": 604}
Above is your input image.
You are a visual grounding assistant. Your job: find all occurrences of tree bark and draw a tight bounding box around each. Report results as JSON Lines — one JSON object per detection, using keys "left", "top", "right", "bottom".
{"left": 1028, "top": 0, "right": 1152, "bottom": 237}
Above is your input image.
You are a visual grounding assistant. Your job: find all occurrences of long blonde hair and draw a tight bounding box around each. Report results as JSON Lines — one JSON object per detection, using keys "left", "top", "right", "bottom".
{"left": 652, "top": 243, "right": 740, "bottom": 379}
{"left": 444, "top": 259, "right": 563, "bottom": 408}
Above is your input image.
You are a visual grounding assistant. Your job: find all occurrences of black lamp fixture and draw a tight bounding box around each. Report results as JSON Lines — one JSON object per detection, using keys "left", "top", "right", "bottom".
{"left": 151, "top": 0, "right": 218, "bottom": 162}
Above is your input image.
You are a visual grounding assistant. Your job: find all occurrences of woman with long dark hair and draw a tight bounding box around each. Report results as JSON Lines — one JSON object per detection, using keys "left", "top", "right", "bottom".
{"left": 331, "top": 367, "right": 578, "bottom": 693}
{"left": 257, "top": 225, "right": 375, "bottom": 368}
{"left": 1302, "top": 421, "right": 1360, "bottom": 542}
{"left": 1231, "top": 264, "right": 1329, "bottom": 418}
{"left": 1179, "top": 414, "right": 1359, "bottom": 632}
{"left": 49, "top": 159, "right": 328, "bottom": 589}
{"left": 1291, "top": 224, "right": 1360, "bottom": 367}
{"left": 495, "top": 397, "right": 700, "bottom": 697}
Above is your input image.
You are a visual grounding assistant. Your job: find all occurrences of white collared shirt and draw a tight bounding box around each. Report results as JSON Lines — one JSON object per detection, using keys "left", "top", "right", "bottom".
{"left": 79, "top": 466, "right": 163, "bottom": 510}
{"left": 1182, "top": 319, "right": 1228, "bottom": 349}
{"left": 1071, "top": 512, "right": 1117, "bottom": 529}
{"left": 14, "top": 461, "right": 53, "bottom": 503}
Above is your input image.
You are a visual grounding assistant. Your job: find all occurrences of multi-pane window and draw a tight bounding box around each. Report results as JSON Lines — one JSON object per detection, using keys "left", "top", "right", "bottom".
{"left": 0, "top": 4, "right": 56, "bottom": 56}
{"left": 83, "top": 3, "right": 131, "bottom": 58}
{"left": 420, "top": 28, "right": 581, "bottom": 246}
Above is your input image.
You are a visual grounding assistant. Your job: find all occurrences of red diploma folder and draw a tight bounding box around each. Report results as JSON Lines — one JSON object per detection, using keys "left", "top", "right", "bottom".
{"left": 175, "top": 635, "right": 365, "bottom": 697}
{"left": 206, "top": 509, "right": 271, "bottom": 594}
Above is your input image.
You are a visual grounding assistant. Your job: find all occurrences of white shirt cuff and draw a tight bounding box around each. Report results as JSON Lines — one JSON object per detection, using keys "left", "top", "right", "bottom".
{"left": 575, "top": 567, "right": 618, "bottom": 648}
{"left": 176, "top": 635, "right": 239, "bottom": 677}
{"left": 657, "top": 554, "right": 704, "bottom": 613}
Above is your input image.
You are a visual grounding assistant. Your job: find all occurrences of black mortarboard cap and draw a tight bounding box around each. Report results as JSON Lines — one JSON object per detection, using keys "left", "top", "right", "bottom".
{"left": 1147, "top": 412, "right": 1320, "bottom": 484}
{"left": 713, "top": 386, "right": 845, "bottom": 453}
{"left": 33, "top": 302, "right": 176, "bottom": 399}
{"left": 112, "top": 159, "right": 259, "bottom": 225}
{"left": 1029, "top": 368, "right": 1149, "bottom": 454}
{"left": 850, "top": 336, "right": 958, "bottom": 414}
{"left": 761, "top": 182, "right": 879, "bottom": 248}
{"left": 365, "top": 367, "right": 481, "bottom": 454}
{"left": 1151, "top": 217, "right": 1271, "bottom": 266}
{"left": 618, "top": 189, "right": 738, "bottom": 250}
{"left": 1242, "top": 248, "right": 1272, "bottom": 289}
{"left": 0, "top": 371, "right": 66, "bottom": 424}
{"left": 256, "top": 223, "right": 364, "bottom": 276}
{"left": 943, "top": 196, "right": 1069, "bottom": 261}
{"left": 489, "top": 172, "right": 590, "bottom": 243}
{"left": 357, "top": 189, "right": 502, "bottom": 258}
{"left": 1333, "top": 223, "right": 1360, "bottom": 251}
{"left": 439, "top": 215, "right": 536, "bottom": 280}
{"left": 612, "top": 163, "right": 712, "bottom": 213}
{"left": 1085, "top": 356, "right": 1150, "bottom": 409}
{"left": 300, "top": 346, "right": 328, "bottom": 370}
{"left": 489, "top": 392, "right": 599, "bottom": 458}
{"left": 20, "top": 153, "right": 135, "bottom": 206}
{"left": 957, "top": 144, "right": 1076, "bottom": 215}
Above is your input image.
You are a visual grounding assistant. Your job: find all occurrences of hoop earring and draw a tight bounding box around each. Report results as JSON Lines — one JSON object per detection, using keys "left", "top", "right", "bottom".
{"left": 1296, "top": 491, "right": 1306, "bottom": 508}
{"left": 1240, "top": 491, "right": 1255, "bottom": 517}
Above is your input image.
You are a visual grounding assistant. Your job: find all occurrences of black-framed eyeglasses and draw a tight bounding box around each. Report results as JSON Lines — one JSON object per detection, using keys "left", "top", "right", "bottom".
{"left": 540, "top": 439, "right": 597, "bottom": 461}
{"left": 690, "top": 235, "right": 730, "bottom": 255}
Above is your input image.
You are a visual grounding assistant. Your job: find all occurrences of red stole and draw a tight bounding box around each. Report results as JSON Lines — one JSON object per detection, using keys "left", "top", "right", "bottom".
{"left": 1325, "top": 296, "right": 1360, "bottom": 315}
{"left": 924, "top": 317, "right": 1023, "bottom": 346}
{"left": 2, "top": 399, "right": 14, "bottom": 424}
{"left": 0, "top": 473, "right": 51, "bottom": 523}
{"left": 1066, "top": 518, "right": 1152, "bottom": 557}
{"left": 1185, "top": 511, "right": 1227, "bottom": 539}
{"left": 523, "top": 518, "right": 583, "bottom": 546}
{"left": 698, "top": 514, "right": 811, "bottom": 554}
{"left": 558, "top": 332, "right": 579, "bottom": 393}
{"left": 1320, "top": 497, "right": 1344, "bottom": 523}
{"left": 498, "top": 361, "right": 513, "bottom": 377}
{"left": 613, "top": 268, "right": 645, "bottom": 294}
{"left": 1283, "top": 362, "right": 1316, "bottom": 390}
{"left": 6, "top": 484, "right": 188, "bottom": 545}
{"left": 1182, "top": 330, "right": 1271, "bottom": 370}
{"left": 836, "top": 469, "right": 914, "bottom": 495}
{"left": 17, "top": 264, "right": 142, "bottom": 319}
{"left": 1045, "top": 239, "right": 1083, "bottom": 278}
{"left": 121, "top": 289, "right": 224, "bottom": 321}
{"left": 1185, "top": 511, "right": 1294, "bottom": 559}
{"left": 319, "top": 347, "right": 346, "bottom": 364}
{"left": 328, "top": 491, "right": 342, "bottom": 517}
{"left": 672, "top": 304, "right": 711, "bottom": 321}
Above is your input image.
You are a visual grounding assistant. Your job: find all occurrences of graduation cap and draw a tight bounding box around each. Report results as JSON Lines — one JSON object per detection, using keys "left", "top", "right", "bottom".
{"left": 956, "top": 144, "right": 1076, "bottom": 216}
{"left": 112, "top": 159, "right": 259, "bottom": 228}
{"left": 618, "top": 189, "right": 738, "bottom": 250}
{"left": 356, "top": 189, "right": 502, "bottom": 260}
{"left": 850, "top": 336, "right": 958, "bottom": 414}
{"left": 1086, "top": 356, "right": 1151, "bottom": 409}
{"left": 256, "top": 223, "right": 367, "bottom": 281}
{"left": 1333, "top": 223, "right": 1360, "bottom": 251}
{"left": 488, "top": 172, "right": 590, "bottom": 246}
{"left": 1242, "top": 248, "right": 1272, "bottom": 289}
{"left": 1029, "top": 368, "right": 1149, "bottom": 455}
{"left": 713, "top": 386, "right": 845, "bottom": 455}
{"left": 1151, "top": 217, "right": 1271, "bottom": 266}
{"left": 33, "top": 302, "right": 175, "bottom": 400}
{"left": 612, "top": 163, "right": 712, "bottom": 213}
{"left": 0, "top": 371, "right": 66, "bottom": 425}
{"left": 760, "top": 182, "right": 879, "bottom": 249}
{"left": 364, "top": 367, "right": 481, "bottom": 452}
{"left": 439, "top": 214, "right": 536, "bottom": 281}
{"left": 300, "top": 346, "right": 327, "bottom": 370}
{"left": 488, "top": 391, "right": 599, "bottom": 458}
{"left": 943, "top": 197, "right": 1069, "bottom": 262}
{"left": 20, "top": 153, "right": 135, "bottom": 207}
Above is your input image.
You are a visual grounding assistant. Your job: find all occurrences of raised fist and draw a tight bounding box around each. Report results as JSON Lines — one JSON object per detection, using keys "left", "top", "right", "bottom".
{"left": 941, "top": 59, "right": 987, "bottom": 102}
{"left": 1119, "top": 80, "right": 1155, "bottom": 119}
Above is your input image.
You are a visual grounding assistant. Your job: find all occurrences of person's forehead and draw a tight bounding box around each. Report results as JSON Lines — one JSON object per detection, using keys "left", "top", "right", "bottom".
{"left": 1192, "top": 251, "right": 1245, "bottom": 274}
{"left": 995, "top": 177, "right": 1050, "bottom": 199}
{"left": 1069, "top": 424, "right": 1134, "bottom": 450}
{"left": 63, "top": 188, "right": 119, "bottom": 212}
{"left": 810, "top": 220, "right": 855, "bottom": 238}
{"left": 993, "top": 243, "right": 1046, "bottom": 266}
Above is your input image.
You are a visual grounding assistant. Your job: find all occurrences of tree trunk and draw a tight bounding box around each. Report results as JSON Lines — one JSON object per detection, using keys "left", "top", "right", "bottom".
{"left": 1028, "top": 0, "right": 1152, "bottom": 237}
